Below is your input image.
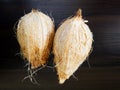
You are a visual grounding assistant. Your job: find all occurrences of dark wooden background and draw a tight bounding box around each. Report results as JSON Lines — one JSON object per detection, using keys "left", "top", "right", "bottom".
{"left": 0, "top": 0, "right": 120, "bottom": 89}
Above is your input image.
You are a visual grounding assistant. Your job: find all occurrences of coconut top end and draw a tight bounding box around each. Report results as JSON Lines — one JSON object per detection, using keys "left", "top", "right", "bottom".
{"left": 75, "top": 8, "right": 82, "bottom": 18}
{"left": 31, "top": 9, "right": 39, "bottom": 12}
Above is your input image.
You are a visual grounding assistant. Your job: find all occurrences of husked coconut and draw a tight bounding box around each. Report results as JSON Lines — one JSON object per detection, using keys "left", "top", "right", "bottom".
{"left": 17, "top": 9, "right": 54, "bottom": 69}
{"left": 53, "top": 9, "right": 93, "bottom": 84}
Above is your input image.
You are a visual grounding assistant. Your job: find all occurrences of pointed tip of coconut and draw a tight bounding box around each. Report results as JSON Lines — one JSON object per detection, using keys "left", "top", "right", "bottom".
{"left": 76, "top": 8, "right": 82, "bottom": 18}
{"left": 59, "top": 78, "right": 66, "bottom": 84}
{"left": 31, "top": 9, "right": 38, "bottom": 12}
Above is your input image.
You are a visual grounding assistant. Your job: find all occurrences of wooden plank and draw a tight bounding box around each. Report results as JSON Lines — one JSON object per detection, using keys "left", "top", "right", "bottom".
{"left": 0, "top": 68, "right": 120, "bottom": 89}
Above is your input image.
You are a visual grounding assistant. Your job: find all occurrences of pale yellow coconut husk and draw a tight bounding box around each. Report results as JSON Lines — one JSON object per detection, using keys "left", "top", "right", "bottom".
{"left": 53, "top": 9, "right": 93, "bottom": 84}
{"left": 17, "top": 9, "right": 54, "bottom": 69}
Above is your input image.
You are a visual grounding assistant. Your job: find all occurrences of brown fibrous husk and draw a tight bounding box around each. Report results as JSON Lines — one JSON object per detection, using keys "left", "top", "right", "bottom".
{"left": 17, "top": 9, "right": 54, "bottom": 69}
{"left": 53, "top": 9, "right": 93, "bottom": 84}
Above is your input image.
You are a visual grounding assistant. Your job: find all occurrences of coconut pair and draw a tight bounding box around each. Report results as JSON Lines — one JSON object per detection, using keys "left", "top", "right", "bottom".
{"left": 16, "top": 9, "right": 93, "bottom": 84}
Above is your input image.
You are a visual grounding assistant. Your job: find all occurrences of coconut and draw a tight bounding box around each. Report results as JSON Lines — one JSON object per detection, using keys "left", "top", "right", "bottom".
{"left": 53, "top": 9, "right": 93, "bottom": 84}
{"left": 17, "top": 9, "right": 54, "bottom": 69}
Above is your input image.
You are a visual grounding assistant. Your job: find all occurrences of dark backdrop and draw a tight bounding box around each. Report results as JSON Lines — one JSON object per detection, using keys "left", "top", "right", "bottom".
{"left": 0, "top": 0, "right": 120, "bottom": 89}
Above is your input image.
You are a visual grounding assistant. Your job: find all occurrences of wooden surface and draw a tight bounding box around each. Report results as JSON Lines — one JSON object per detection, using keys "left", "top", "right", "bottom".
{"left": 0, "top": 67, "right": 120, "bottom": 90}
{"left": 0, "top": 0, "right": 120, "bottom": 89}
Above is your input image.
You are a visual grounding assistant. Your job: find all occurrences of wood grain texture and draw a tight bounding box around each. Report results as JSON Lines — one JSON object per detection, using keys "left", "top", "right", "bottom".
{"left": 0, "top": 68, "right": 120, "bottom": 89}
